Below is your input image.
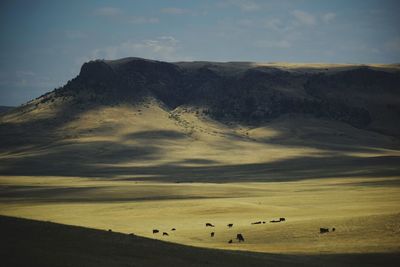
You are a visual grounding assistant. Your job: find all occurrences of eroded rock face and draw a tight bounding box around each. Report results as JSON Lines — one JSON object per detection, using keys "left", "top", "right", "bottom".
{"left": 37, "top": 58, "right": 400, "bottom": 136}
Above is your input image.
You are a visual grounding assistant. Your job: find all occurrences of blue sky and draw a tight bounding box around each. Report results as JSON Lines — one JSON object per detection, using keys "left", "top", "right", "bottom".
{"left": 1, "top": 0, "right": 399, "bottom": 106}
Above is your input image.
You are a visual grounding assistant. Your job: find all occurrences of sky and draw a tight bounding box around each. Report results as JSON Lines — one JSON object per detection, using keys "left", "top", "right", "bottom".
{"left": 0, "top": 0, "right": 400, "bottom": 106}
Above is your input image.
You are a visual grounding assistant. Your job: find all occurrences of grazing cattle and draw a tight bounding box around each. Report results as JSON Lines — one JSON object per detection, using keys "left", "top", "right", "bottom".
{"left": 153, "top": 229, "right": 159, "bottom": 234}
{"left": 163, "top": 232, "right": 169, "bottom": 236}
{"left": 280, "top": 218, "right": 286, "bottom": 222}
{"left": 270, "top": 220, "right": 280, "bottom": 223}
{"left": 332, "top": 227, "right": 336, "bottom": 232}
{"left": 228, "top": 239, "right": 233, "bottom": 244}
{"left": 211, "top": 232, "right": 215, "bottom": 237}
{"left": 320, "top": 228, "right": 329, "bottom": 234}
{"left": 206, "top": 223, "right": 215, "bottom": 227}
{"left": 236, "top": 233, "right": 245, "bottom": 242}
{"left": 262, "top": 221, "right": 266, "bottom": 224}
{"left": 251, "top": 221, "right": 261, "bottom": 225}
{"left": 108, "top": 229, "right": 112, "bottom": 232}
{"left": 227, "top": 223, "right": 233, "bottom": 228}
{"left": 171, "top": 228, "right": 176, "bottom": 231}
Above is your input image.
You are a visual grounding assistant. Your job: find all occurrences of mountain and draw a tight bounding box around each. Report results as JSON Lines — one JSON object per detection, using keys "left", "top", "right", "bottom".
{"left": 0, "top": 106, "right": 14, "bottom": 113}
{"left": 0, "top": 58, "right": 399, "bottom": 180}
{"left": 19, "top": 58, "right": 400, "bottom": 134}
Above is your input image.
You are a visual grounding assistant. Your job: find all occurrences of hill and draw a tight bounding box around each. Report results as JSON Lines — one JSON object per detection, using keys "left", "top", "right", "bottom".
{"left": 0, "top": 58, "right": 399, "bottom": 180}
{"left": 0, "top": 106, "right": 14, "bottom": 113}
{"left": 3, "top": 58, "right": 400, "bottom": 135}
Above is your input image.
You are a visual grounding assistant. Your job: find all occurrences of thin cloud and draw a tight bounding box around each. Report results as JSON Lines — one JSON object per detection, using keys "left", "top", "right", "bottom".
{"left": 0, "top": 70, "right": 57, "bottom": 88}
{"left": 65, "top": 30, "right": 87, "bottom": 40}
{"left": 93, "top": 7, "right": 159, "bottom": 24}
{"left": 322, "top": 12, "right": 336, "bottom": 23}
{"left": 89, "top": 37, "right": 191, "bottom": 61}
{"left": 93, "top": 7, "right": 122, "bottom": 17}
{"left": 218, "top": 0, "right": 260, "bottom": 12}
{"left": 384, "top": 37, "right": 400, "bottom": 52}
{"left": 237, "top": 19, "right": 254, "bottom": 27}
{"left": 263, "top": 18, "right": 286, "bottom": 31}
{"left": 128, "top": 16, "right": 159, "bottom": 24}
{"left": 255, "top": 39, "right": 292, "bottom": 49}
{"left": 292, "top": 10, "right": 316, "bottom": 25}
{"left": 236, "top": 17, "right": 290, "bottom": 32}
{"left": 161, "top": 7, "right": 189, "bottom": 15}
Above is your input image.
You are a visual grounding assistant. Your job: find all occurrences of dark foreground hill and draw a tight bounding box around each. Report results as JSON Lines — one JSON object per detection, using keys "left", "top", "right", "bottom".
{"left": 1, "top": 215, "right": 399, "bottom": 267}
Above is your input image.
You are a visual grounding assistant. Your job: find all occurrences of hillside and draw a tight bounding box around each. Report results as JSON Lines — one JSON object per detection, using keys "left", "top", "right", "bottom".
{"left": 0, "top": 58, "right": 399, "bottom": 180}
{"left": 3, "top": 58, "right": 400, "bottom": 135}
{"left": 55, "top": 59, "right": 400, "bottom": 135}
{"left": 0, "top": 106, "right": 14, "bottom": 113}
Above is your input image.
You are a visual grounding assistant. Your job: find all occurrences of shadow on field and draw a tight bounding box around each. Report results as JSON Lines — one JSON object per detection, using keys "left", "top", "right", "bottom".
{"left": 0, "top": 142, "right": 399, "bottom": 183}
{"left": 123, "top": 130, "right": 188, "bottom": 141}
{"left": 1, "top": 102, "right": 399, "bottom": 183}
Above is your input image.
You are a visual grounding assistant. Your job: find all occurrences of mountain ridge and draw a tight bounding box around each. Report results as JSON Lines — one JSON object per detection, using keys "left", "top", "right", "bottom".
{"left": 24, "top": 57, "right": 400, "bottom": 137}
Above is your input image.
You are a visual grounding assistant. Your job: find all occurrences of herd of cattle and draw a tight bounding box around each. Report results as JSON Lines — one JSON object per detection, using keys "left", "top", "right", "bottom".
{"left": 150, "top": 218, "right": 295, "bottom": 244}
{"left": 320, "top": 227, "right": 335, "bottom": 233}
{"left": 150, "top": 218, "right": 336, "bottom": 243}
{"left": 109, "top": 217, "right": 335, "bottom": 243}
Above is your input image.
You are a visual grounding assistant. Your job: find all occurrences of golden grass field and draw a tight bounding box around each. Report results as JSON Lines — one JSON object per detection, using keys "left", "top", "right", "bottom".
{"left": 1, "top": 175, "right": 400, "bottom": 255}
{"left": 1, "top": 97, "right": 400, "bottom": 259}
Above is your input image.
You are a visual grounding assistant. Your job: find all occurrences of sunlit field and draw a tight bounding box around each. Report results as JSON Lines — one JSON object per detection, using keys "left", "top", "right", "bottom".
{"left": 1, "top": 175, "right": 399, "bottom": 254}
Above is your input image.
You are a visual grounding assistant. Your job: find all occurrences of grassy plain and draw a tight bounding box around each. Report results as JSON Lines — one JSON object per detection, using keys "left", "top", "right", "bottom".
{"left": 1, "top": 175, "right": 399, "bottom": 254}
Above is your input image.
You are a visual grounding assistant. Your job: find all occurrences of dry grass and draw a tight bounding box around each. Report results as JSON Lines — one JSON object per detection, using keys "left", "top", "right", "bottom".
{"left": 1, "top": 176, "right": 399, "bottom": 254}
{"left": 0, "top": 100, "right": 399, "bottom": 258}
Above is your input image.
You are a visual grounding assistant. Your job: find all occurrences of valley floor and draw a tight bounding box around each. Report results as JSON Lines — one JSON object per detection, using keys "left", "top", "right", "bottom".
{"left": 1, "top": 176, "right": 399, "bottom": 256}
{"left": 3, "top": 215, "right": 400, "bottom": 267}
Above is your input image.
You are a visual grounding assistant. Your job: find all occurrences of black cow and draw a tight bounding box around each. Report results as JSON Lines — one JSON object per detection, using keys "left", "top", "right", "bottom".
{"left": 251, "top": 221, "right": 261, "bottom": 225}
{"left": 206, "top": 223, "right": 215, "bottom": 227}
{"left": 320, "top": 228, "right": 329, "bottom": 234}
{"left": 280, "top": 218, "right": 286, "bottom": 222}
{"left": 332, "top": 227, "right": 336, "bottom": 232}
{"left": 227, "top": 223, "right": 233, "bottom": 228}
{"left": 228, "top": 239, "right": 233, "bottom": 244}
{"left": 108, "top": 229, "right": 112, "bottom": 232}
{"left": 211, "top": 232, "right": 215, "bottom": 237}
{"left": 171, "top": 228, "right": 176, "bottom": 231}
{"left": 153, "top": 229, "right": 159, "bottom": 234}
{"left": 270, "top": 220, "right": 280, "bottom": 223}
{"left": 236, "top": 233, "right": 245, "bottom": 242}
{"left": 163, "top": 232, "right": 169, "bottom": 236}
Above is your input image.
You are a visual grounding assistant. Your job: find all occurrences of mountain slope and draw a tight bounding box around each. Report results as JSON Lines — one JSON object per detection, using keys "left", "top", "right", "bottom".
{"left": 0, "top": 106, "right": 14, "bottom": 113}
{"left": 6, "top": 58, "right": 399, "bottom": 134}
{"left": 0, "top": 58, "right": 399, "bottom": 181}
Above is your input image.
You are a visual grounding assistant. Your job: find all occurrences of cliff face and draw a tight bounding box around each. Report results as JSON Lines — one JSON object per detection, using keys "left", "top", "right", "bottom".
{"left": 36, "top": 58, "right": 400, "bottom": 136}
